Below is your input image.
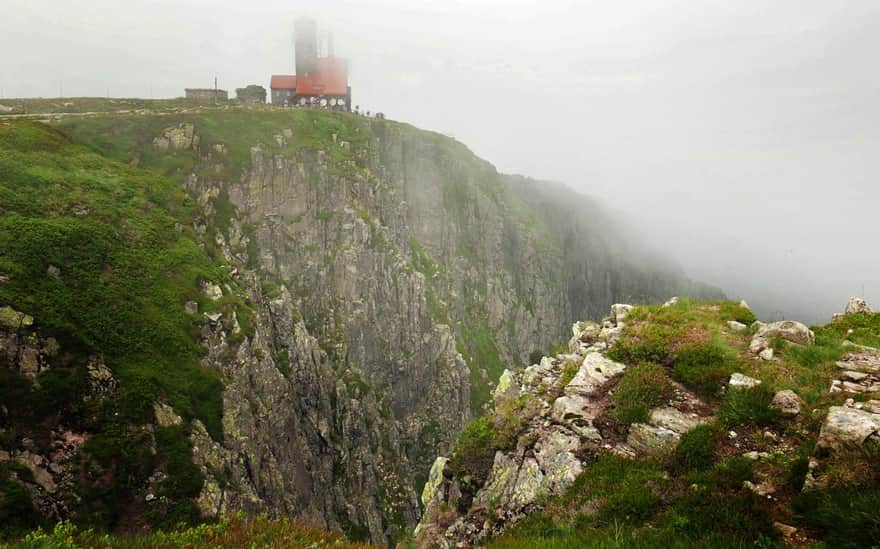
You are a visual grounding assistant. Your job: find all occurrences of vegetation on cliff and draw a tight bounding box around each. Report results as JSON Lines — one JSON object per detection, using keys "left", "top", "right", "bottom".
{"left": 424, "top": 299, "right": 880, "bottom": 548}
{"left": 0, "top": 121, "right": 246, "bottom": 534}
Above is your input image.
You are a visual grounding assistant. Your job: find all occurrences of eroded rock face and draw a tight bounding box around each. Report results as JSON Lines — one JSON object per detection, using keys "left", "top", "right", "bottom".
{"left": 192, "top": 276, "right": 423, "bottom": 545}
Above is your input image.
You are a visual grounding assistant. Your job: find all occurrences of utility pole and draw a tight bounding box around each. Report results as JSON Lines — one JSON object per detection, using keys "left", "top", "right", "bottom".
{"left": 214, "top": 76, "right": 218, "bottom": 105}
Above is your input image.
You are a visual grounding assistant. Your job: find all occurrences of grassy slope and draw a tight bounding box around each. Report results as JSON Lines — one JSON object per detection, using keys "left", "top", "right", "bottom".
{"left": 454, "top": 299, "right": 880, "bottom": 548}
{"left": 0, "top": 121, "right": 228, "bottom": 434}
{"left": 0, "top": 121, "right": 251, "bottom": 535}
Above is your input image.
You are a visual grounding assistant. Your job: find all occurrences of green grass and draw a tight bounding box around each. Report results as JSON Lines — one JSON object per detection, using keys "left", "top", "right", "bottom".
{"left": 491, "top": 454, "right": 778, "bottom": 548}
{"left": 671, "top": 341, "right": 737, "bottom": 399}
{"left": 674, "top": 424, "right": 721, "bottom": 471}
{"left": 460, "top": 319, "right": 504, "bottom": 415}
{"left": 0, "top": 122, "right": 228, "bottom": 438}
{"left": 793, "top": 484, "right": 880, "bottom": 549}
{"left": 611, "top": 362, "right": 674, "bottom": 424}
{"left": 718, "top": 385, "right": 780, "bottom": 429}
{"left": 2, "top": 514, "right": 375, "bottom": 549}
{"left": 55, "top": 109, "right": 374, "bottom": 185}
{"left": 0, "top": 121, "right": 243, "bottom": 533}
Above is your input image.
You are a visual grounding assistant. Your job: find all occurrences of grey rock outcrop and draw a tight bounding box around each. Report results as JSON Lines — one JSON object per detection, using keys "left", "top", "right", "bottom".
{"left": 749, "top": 320, "right": 815, "bottom": 354}
{"left": 844, "top": 297, "right": 872, "bottom": 316}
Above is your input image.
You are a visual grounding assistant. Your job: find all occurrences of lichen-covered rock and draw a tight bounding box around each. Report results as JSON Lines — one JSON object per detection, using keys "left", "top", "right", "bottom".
{"left": 421, "top": 457, "right": 448, "bottom": 507}
{"left": 649, "top": 407, "right": 706, "bottom": 434}
{"left": 565, "top": 352, "right": 627, "bottom": 397}
{"left": 493, "top": 369, "right": 519, "bottom": 405}
{"left": 750, "top": 320, "right": 815, "bottom": 354}
{"left": 153, "top": 402, "right": 183, "bottom": 427}
{"left": 0, "top": 305, "right": 33, "bottom": 329}
{"left": 817, "top": 405, "right": 880, "bottom": 450}
{"left": 627, "top": 423, "right": 679, "bottom": 454}
{"left": 770, "top": 390, "right": 803, "bottom": 417}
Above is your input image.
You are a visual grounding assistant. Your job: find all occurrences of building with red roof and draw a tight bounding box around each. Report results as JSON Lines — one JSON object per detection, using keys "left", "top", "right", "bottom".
{"left": 270, "top": 18, "right": 351, "bottom": 109}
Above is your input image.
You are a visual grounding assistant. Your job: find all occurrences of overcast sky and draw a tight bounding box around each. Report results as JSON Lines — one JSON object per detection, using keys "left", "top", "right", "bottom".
{"left": 2, "top": 0, "right": 878, "bottom": 323}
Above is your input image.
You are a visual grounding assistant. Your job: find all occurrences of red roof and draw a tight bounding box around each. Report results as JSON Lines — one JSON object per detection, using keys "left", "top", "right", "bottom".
{"left": 270, "top": 75, "right": 297, "bottom": 90}
{"left": 271, "top": 57, "right": 348, "bottom": 96}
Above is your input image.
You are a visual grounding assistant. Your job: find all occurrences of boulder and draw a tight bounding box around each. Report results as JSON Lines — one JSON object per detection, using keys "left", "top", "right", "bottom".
{"left": 727, "top": 320, "right": 748, "bottom": 332}
{"left": 627, "top": 423, "right": 679, "bottom": 454}
{"left": 759, "top": 348, "right": 774, "bottom": 361}
{"left": 663, "top": 296, "right": 679, "bottom": 308}
{"left": 0, "top": 306, "right": 33, "bottom": 329}
{"left": 551, "top": 395, "right": 601, "bottom": 440}
{"left": 755, "top": 320, "right": 815, "bottom": 347}
{"left": 844, "top": 297, "right": 873, "bottom": 316}
{"left": 770, "top": 390, "right": 803, "bottom": 417}
{"left": 649, "top": 407, "right": 706, "bottom": 434}
{"left": 564, "top": 352, "right": 627, "bottom": 397}
{"left": 729, "top": 373, "right": 761, "bottom": 389}
{"left": 817, "top": 405, "right": 880, "bottom": 450}
{"left": 610, "top": 304, "right": 634, "bottom": 326}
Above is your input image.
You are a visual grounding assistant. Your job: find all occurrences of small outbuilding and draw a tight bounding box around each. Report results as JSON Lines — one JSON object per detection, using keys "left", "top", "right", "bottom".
{"left": 236, "top": 85, "right": 267, "bottom": 104}
{"left": 185, "top": 88, "right": 228, "bottom": 102}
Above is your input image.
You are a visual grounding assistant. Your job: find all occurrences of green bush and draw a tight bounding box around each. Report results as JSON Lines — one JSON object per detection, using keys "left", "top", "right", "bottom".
{"left": 793, "top": 485, "right": 880, "bottom": 549}
{"left": 611, "top": 363, "right": 674, "bottom": 424}
{"left": 674, "top": 424, "right": 720, "bottom": 471}
{"left": 668, "top": 489, "right": 777, "bottom": 543}
{"left": 718, "top": 385, "right": 780, "bottom": 429}
{"left": 718, "top": 302, "right": 756, "bottom": 325}
{"left": 671, "top": 342, "right": 735, "bottom": 398}
{"left": 0, "top": 466, "right": 44, "bottom": 538}
{"left": 607, "top": 324, "right": 677, "bottom": 365}
{"left": 568, "top": 456, "right": 667, "bottom": 525}
{"left": 448, "top": 417, "right": 496, "bottom": 483}
{"left": 528, "top": 349, "right": 545, "bottom": 366}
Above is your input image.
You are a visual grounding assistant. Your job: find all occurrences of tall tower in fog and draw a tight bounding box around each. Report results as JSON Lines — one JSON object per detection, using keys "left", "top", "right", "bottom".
{"left": 294, "top": 17, "right": 318, "bottom": 76}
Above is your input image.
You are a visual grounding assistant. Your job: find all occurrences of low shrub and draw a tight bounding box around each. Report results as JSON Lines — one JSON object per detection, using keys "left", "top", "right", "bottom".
{"left": 607, "top": 324, "right": 677, "bottom": 365}
{"left": 718, "top": 385, "right": 780, "bottom": 429}
{"left": 448, "top": 417, "right": 496, "bottom": 483}
{"left": 667, "top": 489, "right": 777, "bottom": 543}
{"left": 611, "top": 363, "right": 674, "bottom": 424}
{"left": 674, "top": 424, "right": 720, "bottom": 471}
{"left": 793, "top": 484, "right": 880, "bottom": 549}
{"left": 719, "top": 302, "right": 757, "bottom": 325}
{"left": 671, "top": 342, "right": 736, "bottom": 398}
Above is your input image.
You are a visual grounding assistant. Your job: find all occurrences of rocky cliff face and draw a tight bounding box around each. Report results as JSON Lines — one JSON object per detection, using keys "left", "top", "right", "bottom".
{"left": 0, "top": 110, "right": 717, "bottom": 544}
{"left": 146, "top": 113, "right": 716, "bottom": 493}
